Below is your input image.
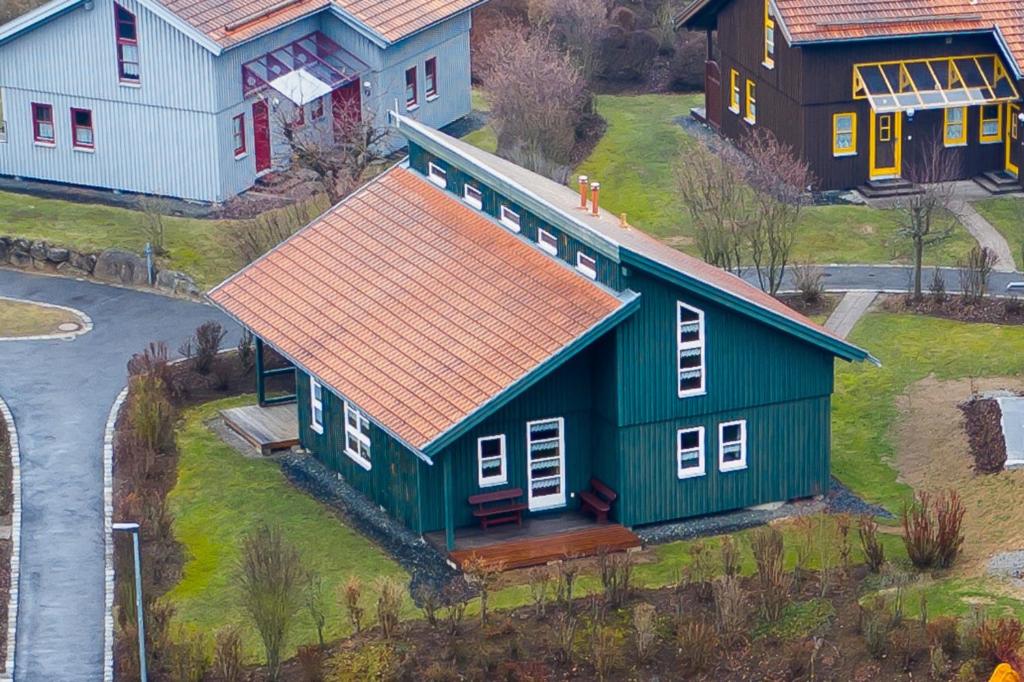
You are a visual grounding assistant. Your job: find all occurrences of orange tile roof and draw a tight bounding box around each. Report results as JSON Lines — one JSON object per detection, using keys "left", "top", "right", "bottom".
{"left": 162, "top": 0, "right": 481, "bottom": 48}
{"left": 209, "top": 166, "right": 626, "bottom": 450}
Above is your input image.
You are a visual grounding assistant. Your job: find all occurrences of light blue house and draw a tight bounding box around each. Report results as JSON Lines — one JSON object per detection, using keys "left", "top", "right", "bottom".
{"left": 0, "top": 0, "right": 482, "bottom": 202}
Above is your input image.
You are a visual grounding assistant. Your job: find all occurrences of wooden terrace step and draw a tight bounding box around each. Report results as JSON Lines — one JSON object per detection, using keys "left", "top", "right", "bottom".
{"left": 220, "top": 403, "right": 299, "bottom": 455}
{"left": 448, "top": 523, "right": 642, "bottom": 571}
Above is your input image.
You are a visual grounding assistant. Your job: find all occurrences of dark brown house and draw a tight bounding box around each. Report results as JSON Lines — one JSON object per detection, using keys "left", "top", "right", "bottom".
{"left": 677, "top": 0, "right": 1024, "bottom": 194}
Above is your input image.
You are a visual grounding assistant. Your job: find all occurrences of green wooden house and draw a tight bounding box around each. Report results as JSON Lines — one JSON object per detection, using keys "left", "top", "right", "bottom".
{"left": 209, "top": 114, "right": 872, "bottom": 553}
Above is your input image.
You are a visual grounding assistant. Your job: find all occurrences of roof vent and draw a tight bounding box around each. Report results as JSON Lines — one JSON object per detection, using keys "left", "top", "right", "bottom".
{"left": 578, "top": 175, "right": 589, "bottom": 210}
{"left": 590, "top": 182, "right": 600, "bottom": 217}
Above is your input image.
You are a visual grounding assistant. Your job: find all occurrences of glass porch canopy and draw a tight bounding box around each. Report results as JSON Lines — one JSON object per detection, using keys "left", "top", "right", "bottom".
{"left": 242, "top": 32, "right": 368, "bottom": 100}
{"left": 853, "top": 55, "right": 1020, "bottom": 113}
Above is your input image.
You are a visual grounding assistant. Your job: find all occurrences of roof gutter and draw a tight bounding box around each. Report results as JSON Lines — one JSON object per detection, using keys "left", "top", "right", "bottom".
{"left": 421, "top": 290, "right": 642, "bottom": 457}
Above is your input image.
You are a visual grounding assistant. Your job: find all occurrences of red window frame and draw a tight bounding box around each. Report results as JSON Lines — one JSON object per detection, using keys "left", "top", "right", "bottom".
{"left": 425, "top": 57, "right": 438, "bottom": 99}
{"left": 31, "top": 102, "right": 54, "bottom": 144}
{"left": 232, "top": 113, "right": 246, "bottom": 157}
{"left": 114, "top": 3, "right": 140, "bottom": 84}
{"left": 405, "top": 66, "right": 417, "bottom": 109}
{"left": 71, "top": 108, "right": 94, "bottom": 149}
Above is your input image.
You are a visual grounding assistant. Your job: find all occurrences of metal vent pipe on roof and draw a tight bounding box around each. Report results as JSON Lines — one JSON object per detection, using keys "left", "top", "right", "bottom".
{"left": 590, "top": 182, "right": 600, "bottom": 217}
{"left": 578, "top": 175, "right": 589, "bottom": 210}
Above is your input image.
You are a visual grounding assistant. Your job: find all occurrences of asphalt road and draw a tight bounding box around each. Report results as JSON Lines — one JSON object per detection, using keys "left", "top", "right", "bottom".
{"left": 0, "top": 270, "right": 236, "bottom": 681}
{"left": 749, "top": 264, "right": 1024, "bottom": 294}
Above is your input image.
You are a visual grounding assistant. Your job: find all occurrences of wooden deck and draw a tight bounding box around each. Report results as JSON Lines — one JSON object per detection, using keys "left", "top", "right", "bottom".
{"left": 220, "top": 403, "right": 299, "bottom": 455}
{"left": 426, "top": 513, "right": 642, "bottom": 570}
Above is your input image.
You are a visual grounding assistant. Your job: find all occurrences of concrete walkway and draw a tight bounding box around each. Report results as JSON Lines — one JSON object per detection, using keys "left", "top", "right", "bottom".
{"left": 949, "top": 198, "right": 1016, "bottom": 272}
{"left": 0, "top": 270, "right": 236, "bottom": 681}
{"left": 824, "top": 291, "right": 878, "bottom": 339}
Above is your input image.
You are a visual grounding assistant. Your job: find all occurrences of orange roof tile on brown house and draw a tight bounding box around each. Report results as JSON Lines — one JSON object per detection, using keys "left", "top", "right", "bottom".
{"left": 210, "top": 115, "right": 874, "bottom": 558}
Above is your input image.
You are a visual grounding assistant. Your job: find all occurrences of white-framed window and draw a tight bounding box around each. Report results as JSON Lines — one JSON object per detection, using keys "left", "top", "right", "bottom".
{"left": 427, "top": 162, "right": 447, "bottom": 188}
{"left": 309, "top": 378, "right": 324, "bottom": 434}
{"left": 576, "top": 252, "right": 597, "bottom": 279}
{"left": 344, "top": 401, "right": 372, "bottom": 470}
{"left": 477, "top": 434, "right": 507, "bottom": 487}
{"left": 500, "top": 205, "right": 521, "bottom": 232}
{"left": 677, "top": 426, "right": 705, "bottom": 479}
{"left": 719, "top": 420, "right": 747, "bottom": 472}
{"left": 677, "top": 301, "right": 706, "bottom": 397}
{"left": 463, "top": 183, "right": 483, "bottom": 209}
{"left": 537, "top": 227, "right": 558, "bottom": 255}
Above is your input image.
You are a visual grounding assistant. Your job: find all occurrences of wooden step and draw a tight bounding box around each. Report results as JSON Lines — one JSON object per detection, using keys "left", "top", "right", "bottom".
{"left": 448, "top": 524, "right": 641, "bottom": 571}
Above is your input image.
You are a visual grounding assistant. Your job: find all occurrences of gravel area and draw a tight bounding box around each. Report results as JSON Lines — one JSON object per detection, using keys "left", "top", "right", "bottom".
{"left": 636, "top": 477, "right": 890, "bottom": 545}
{"left": 987, "top": 550, "right": 1024, "bottom": 588}
{"left": 279, "top": 453, "right": 471, "bottom": 603}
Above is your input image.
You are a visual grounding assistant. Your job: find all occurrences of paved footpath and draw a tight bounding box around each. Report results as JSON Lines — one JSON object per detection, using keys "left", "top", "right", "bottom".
{"left": 824, "top": 291, "right": 877, "bottom": 339}
{"left": 0, "top": 270, "right": 236, "bottom": 681}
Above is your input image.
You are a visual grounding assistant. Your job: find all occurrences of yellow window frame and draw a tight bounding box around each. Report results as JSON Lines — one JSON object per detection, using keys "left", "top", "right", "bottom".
{"left": 980, "top": 104, "right": 1002, "bottom": 143}
{"left": 729, "top": 69, "right": 740, "bottom": 113}
{"left": 832, "top": 112, "right": 856, "bottom": 156}
{"left": 943, "top": 107, "right": 967, "bottom": 146}
{"left": 763, "top": 0, "right": 775, "bottom": 68}
{"left": 745, "top": 80, "right": 756, "bottom": 124}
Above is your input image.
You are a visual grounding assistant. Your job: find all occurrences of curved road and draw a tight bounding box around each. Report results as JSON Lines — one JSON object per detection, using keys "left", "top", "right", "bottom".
{"left": 0, "top": 270, "right": 236, "bottom": 681}
{"left": 0, "top": 262, "right": 1019, "bottom": 679}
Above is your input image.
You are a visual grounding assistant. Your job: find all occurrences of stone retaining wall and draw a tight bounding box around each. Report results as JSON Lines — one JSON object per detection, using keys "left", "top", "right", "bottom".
{"left": 0, "top": 237, "right": 198, "bottom": 297}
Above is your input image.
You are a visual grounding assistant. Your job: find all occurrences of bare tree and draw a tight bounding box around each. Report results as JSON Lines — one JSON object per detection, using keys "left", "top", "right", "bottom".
{"left": 675, "top": 141, "right": 753, "bottom": 274}
{"left": 891, "top": 139, "right": 960, "bottom": 300}
{"left": 223, "top": 200, "right": 327, "bottom": 266}
{"left": 476, "top": 21, "right": 591, "bottom": 182}
{"left": 741, "top": 129, "right": 814, "bottom": 296}
{"left": 528, "top": 0, "right": 607, "bottom": 80}
{"left": 137, "top": 194, "right": 170, "bottom": 256}
{"left": 959, "top": 246, "right": 998, "bottom": 303}
{"left": 236, "top": 524, "right": 305, "bottom": 681}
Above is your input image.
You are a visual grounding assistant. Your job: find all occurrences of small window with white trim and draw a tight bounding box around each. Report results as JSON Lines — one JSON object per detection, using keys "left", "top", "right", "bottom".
{"left": 677, "top": 301, "right": 706, "bottom": 397}
{"left": 537, "top": 227, "right": 558, "bottom": 255}
{"left": 500, "top": 205, "right": 521, "bottom": 232}
{"left": 344, "top": 401, "right": 372, "bottom": 470}
{"left": 576, "top": 252, "right": 597, "bottom": 279}
{"left": 677, "top": 426, "right": 705, "bottom": 478}
{"left": 427, "top": 162, "right": 447, "bottom": 188}
{"left": 463, "top": 183, "right": 482, "bottom": 209}
{"left": 477, "top": 434, "right": 507, "bottom": 487}
{"left": 309, "top": 378, "right": 324, "bottom": 434}
{"left": 719, "top": 420, "right": 747, "bottom": 472}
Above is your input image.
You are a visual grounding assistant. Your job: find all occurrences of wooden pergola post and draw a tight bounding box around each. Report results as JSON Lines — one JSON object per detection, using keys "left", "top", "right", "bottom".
{"left": 443, "top": 455, "right": 455, "bottom": 551}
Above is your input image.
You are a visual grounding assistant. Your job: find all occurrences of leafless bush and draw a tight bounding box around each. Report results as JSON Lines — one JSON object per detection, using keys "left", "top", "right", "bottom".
{"left": 686, "top": 539, "right": 716, "bottom": 600}
{"left": 237, "top": 330, "right": 256, "bottom": 374}
{"left": 554, "top": 612, "right": 579, "bottom": 664}
{"left": 192, "top": 321, "right": 226, "bottom": 375}
{"left": 413, "top": 582, "right": 441, "bottom": 627}
{"left": 858, "top": 515, "right": 885, "bottom": 573}
{"left": 958, "top": 246, "right": 998, "bottom": 304}
{"left": 929, "top": 268, "right": 947, "bottom": 303}
{"left": 712, "top": 575, "right": 746, "bottom": 641}
{"left": 476, "top": 21, "right": 590, "bottom": 181}
{"left": 720, "top": 536, "right": 740, "bottom": 578}
{"left": 677, "top": 618, "right": 718, "bottom": 674}
{"left": 212, "top": 627, "right": 244, "bottom": 682}
{"left": 527, "top": 0, "right": 606, "bottom": 80}
{"left": 589, "top": 624, "right": 619, "bottom": 681}
{"left": 792, "top": 262, "right": 825, "bottom": 305}
{"left": 342, "top": 575, "right": 365, "bottom": 633}
{"left": 750, "top": 525, "right": 791, "bottom": 622}
{"left": 528, "top": 566, "right": 551, "bottom": 616}
{"left": 138, "top": 193, "right": 170, "bottom": 256}
{"left": 224, "top": 200, "right": 326, "bottom": 266}
{"left": 169, "top": 627, "right": 210, "bottom": 682}
{"left": 632, "top": 602, "right": 658, "bottom": 663}
{"left": 464, "top": 554, "right": 505, "bottom": 625}
{"left": 598, "top": 548, "right": 633, "bottom": 608}
{"left": 441, "top": 584, "right": 468, "bottom": 637}
{"left": 901, "top": 490, "right": 965, "bottom": 570}
{"left": 296, "top": 644, "right": 326, "bottom": 682}
{"left": 127, "top": 372, "right": 175, "bottom": 455}
{"left": 376, "top": 577, "right": 404, "bottom": 639}
{"left": 305, "top": 573, "right": 328, "bottom": 647}
{"left": 554, "top": 561, "right": 580, "bottom": 613}
{"left": 236, "top": 524, "right": 305, "bottom": 680}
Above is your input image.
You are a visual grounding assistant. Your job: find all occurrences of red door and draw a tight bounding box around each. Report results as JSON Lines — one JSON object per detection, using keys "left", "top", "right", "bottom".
{"left": 331, "top": 81, "right": 362, "bottom": 138}
{"left": 252, "top": 100, "right": 271, "bottom": 173}
{"left": 704, "top": 60, "right": 722, "bottom": 131}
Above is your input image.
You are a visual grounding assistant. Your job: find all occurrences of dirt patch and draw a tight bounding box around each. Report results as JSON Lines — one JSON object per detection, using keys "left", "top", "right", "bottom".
{"left": 896, "top": 375, "right": 1024, "bottom": 574}
{"left": 777, "top": 292, "right": 841, "bottom": 320}
{"left": 960, "top": 397, "right": 1008, "bottom": 473}
{"left": 882, "top": 294, "right": 1024, "bottom": 325}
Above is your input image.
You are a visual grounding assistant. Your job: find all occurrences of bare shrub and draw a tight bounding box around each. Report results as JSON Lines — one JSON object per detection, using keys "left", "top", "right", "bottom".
{"left": 304, "top": 573, "right": 328, "bottom": 647}
{"left": 138, "top": 193, "right": 170, "bottom": 256}
{"left": 554, "top": 561, "right": 580, "bottom": 613}
{"left": 901, "top": 490, "right": 965, "bottom": 570}
{"left": 413, "top": 582, "right": 441, "bottom": 627}
{"left": 296, "top": 644, "right": 325, "bottom": 682}
{"left": 441, "top": 584, "right": 468, "bottom": 637}
{"left": 677, "top": 619, "right": 718, "bottom": 674}
{"left": 589, "top": 624, "right": 619, "bottom": 681}
{"left": 192, "top": 321, "right": 226, "bottom": 375}
{"left": 928, "top": 615, "right": 960, "bottom": 658}
{"left": 554, "top": 612, "right": 579, "bottom": 664}
{"left": 792, "top": 262, "right": 825, "bottom": 306}
{"left": 929, "top": 268, "right": 947, "bottom": 303}
{"left": 376, "top": 577, "right": 404, "bottom": 639}
{"left": 720, "top": 536, "right": 740, "bottom": 578}
{"left": 236, "top": 524, "right": 305, "bottom": 680}
{"left": 527, "top": 0, "right": 606, "bottom": 80}
{"left": 632, "top": 602, "right": 658, "bottom": 663}
{"left": 711, "top": 575, "right": 745, "bottom": 641}
{"left": 476, "top": 21, "right": 590, "bottom": 181}
{"left": 935, "top": 491, "right": 966, "bottom": 569}
{"left": 750, "top": 526, "right": 791, "bottom": 622}
{"left": 224, "top": 200, "right": 326, "bottom": 266}
{"left": 127, "top": 341, "right": 173, "bottom": 385}
{"left": 169, "top": 627, "right": 210, "bottom": 682}
{"left": 464, "top": 554, "right": 504, "bottom": 625}
{"left": 860, "top": 597, "right": 893, "bottom": 659}
{"left": 959, "top": 246, "right": 998, "bottom": 304}
{"left": 858, "top": 515, "right": 886, "bottom": 573}
{"left": 237, "top": 329, "right": 256, "bottom": 375}
{"left": 977, "top": 617, "right": 1024, "bottom": 667}
{"left": 597, "top": 549, "right": 633, "bottom": 608}
{"left": 836, "top": 513, "right": 853, "bottom": 572}
{"left": 342, "top": 575, "right": 365, "bottom": 633}
{"left": 127, "top": 373, "right": 175, "bottom": 453}
{"left": 527, "top": 566, "right": 551, "bottom": 616}
{"left": 212, "top": 627, "right": 244, "bottom": 682}
{"left": 685, "top": 540, "right": 715, "bottom": 600}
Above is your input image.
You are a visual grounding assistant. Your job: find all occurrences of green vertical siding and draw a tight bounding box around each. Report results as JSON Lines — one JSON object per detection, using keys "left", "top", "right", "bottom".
{"left": 296, "top": 372, "right": 422, "bottom": 532}
{"left": 408, "top": 143, "right": 622, "bottom": 290}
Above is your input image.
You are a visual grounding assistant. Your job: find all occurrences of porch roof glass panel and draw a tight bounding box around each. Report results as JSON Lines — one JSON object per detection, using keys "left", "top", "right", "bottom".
{"left": 853, "top": 55, "right": 1019, "bottom": 114}
{"left": 242, "top": 31, "right": 369, "bottom": 98}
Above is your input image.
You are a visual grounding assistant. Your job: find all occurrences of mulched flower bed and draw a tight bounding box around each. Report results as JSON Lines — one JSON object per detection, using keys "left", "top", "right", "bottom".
{"left": 883, "top": 294, "right": 1024, "bottom": 325}
{"left": 960, "top": 396, "right": 1008, "bottom": 474}
{"left": 777, "top": 292, "right": 841, "bottom": 320}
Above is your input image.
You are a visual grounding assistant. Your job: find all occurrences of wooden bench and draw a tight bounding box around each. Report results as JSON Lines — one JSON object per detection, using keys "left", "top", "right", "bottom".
{"left": 579, "top": 477, "right": 617, "bottom": 523}
{"left": 468, "top": 488, "right": 527, "bottom": 530}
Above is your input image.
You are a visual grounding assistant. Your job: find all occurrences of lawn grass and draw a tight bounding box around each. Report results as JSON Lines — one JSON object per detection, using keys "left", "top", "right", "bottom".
{"left": 973, "top": 196, "right": 1024, "bottom": 263}
{"left": 164, "top": 396, "right": 414, "bottom": 662}
{"left": 0, "top": 191, "right": 237, "bottom": 289}
{"left": 833, "top": 312, "right": 1024, "bottom": 515}
{"left": 0, "top": 297, "right": 81, "bottom": 337}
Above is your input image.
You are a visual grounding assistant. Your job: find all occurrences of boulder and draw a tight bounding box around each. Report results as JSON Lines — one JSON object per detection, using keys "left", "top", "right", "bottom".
{"left": 0, "top": 238, "right": 9, "bottom": 263}
{"left": 69, "top": 252, "right": 97, "bottom": 274}
{"left": 94, "top": 249, "right": 149, "bottom": 286}
{"left": 56, "top": 261, "right": 92, "bottom": 279}
{"left": 45, "top": 246, "right": 70, "bottom": 263}
{"left": 155, "top": 269, "right": 199, "bottom": 297}
{"left": 29, "top": 241, "right": 47, "bottom": 262}
{"left": 8, "top": 250, "right": 31, "bottom": 268}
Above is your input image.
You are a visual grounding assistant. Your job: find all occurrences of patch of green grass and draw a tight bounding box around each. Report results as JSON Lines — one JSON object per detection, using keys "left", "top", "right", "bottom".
{"left": 974, "top": 197, "right": 1024, "bottom": 262}
{"left": 754, "top": 598, "right": 835, "bottom": 640}
{"left": 165, "top": 396, "right": 413, "bottom": 662}
{"left": 865, "top": 577, "right": 1024, "bottom": 622}
{"left": 0, "top": 191, "right": 236, "bottom": 288}
{"left": 834, "top": 313, "right": 1024, "bottom": 514}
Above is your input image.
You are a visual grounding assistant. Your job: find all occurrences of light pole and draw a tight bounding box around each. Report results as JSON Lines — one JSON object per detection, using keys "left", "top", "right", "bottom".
{"left": 113, "top": 521, "right": 147, "bottom": 682}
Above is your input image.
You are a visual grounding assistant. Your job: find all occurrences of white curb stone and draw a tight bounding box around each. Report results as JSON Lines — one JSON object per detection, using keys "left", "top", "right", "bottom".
{"left": 103, "top": 387, "right": 128, "bottom": 682}
{"left": 0, "top": 396, "right": 21, "bottom": 681}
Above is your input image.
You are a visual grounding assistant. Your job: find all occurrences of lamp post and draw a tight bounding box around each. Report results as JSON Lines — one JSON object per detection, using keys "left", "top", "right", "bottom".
{"left": 113, "top": 521, "right": 147, "bottom": 682}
